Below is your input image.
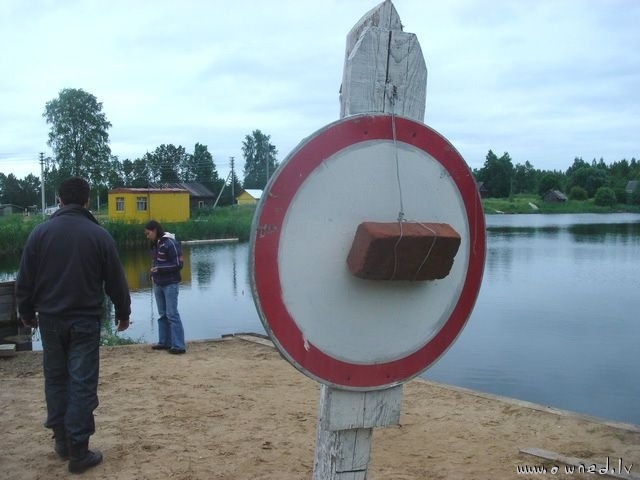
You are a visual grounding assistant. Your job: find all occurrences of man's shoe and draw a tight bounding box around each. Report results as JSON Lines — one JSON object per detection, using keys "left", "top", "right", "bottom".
{"left": 168, "top": 348, "right": 186, "bottom": 354}
{"left": 68, "top": 449, "right": 103, "bottom": 474}
{"left": 151, "top": 344, "right": 170, "bottom": 350}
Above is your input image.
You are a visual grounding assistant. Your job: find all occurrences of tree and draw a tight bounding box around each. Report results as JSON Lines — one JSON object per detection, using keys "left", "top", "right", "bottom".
{"left": 145, "top": 144, "right": 188, "bottom": 183}
{"left": 186, "top": 143, "right": 219, "bottom": 187}
{"left": 242, "top": 130, "right": 278, "bottom": 190}
{"left": 537, "top": 172, "right": 564, "bottom": 196}
{"left": 474, "top": 150, "right": 514, "bottom": 198}
{"left": 512, "top": 161, "right": 537, "bottom": 194}
{"left": 566, "top": 166, "right": 608, "bottom": 197}
{"left": 0, "top": 173, "right": 41, "bottom": 208}
{"left": 43, "top": 88, "right": 112, "bottom": 184}
{"left": 568, "top": 186, "right": 588, "bottom": 201}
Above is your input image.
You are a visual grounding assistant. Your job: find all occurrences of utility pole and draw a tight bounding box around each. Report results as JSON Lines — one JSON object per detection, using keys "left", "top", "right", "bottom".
{"left": 39, "top": 152, "right": 45, "bottom": 217}
{"left": 230, "top": 156, "right": 236, "bottom": 205}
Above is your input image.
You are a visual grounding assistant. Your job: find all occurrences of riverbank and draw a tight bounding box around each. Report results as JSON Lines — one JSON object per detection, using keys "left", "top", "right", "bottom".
{"left": 1, "top": 336, "right": 638, "bottom": 480}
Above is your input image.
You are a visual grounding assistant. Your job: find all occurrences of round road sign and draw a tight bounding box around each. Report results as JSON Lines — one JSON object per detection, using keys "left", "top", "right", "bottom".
{"left": 250, "top": 113, "right": 485, "bottom": 390}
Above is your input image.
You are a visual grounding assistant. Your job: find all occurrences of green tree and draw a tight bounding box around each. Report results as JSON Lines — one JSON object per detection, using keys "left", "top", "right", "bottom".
{"left": 242, "top": 130, "right": 278, "bottom": 189}
{"left": 566, "top": 166, "right": 608, "bottom": 197}
{"left": 130, "top": 158, "right": 151, "bottom": 187}
{"left": 145, "top": 144, "right": 188, "bottom": 183}
{"left": 43, "top": 88, "right": 112, "bottom": 184}
{"left": 512, "top": 161, "right": 537, "bottom": 194}
{"left": 0, "top": 173, "right": 41, "bottom": 208}
{"left": 537, "top": 171, "right": 564, "bottom": 196}
{"left": 568, "top": 186, "right": 587, "bottom": 201}
{"left": 593, "top": 187, "right": 617, "bottom": 206}
{"left": 187, "top": 143, "right": 219, "bottom": 186}
{"left": 474, "top": 150, "right": 514, "bottom": 198}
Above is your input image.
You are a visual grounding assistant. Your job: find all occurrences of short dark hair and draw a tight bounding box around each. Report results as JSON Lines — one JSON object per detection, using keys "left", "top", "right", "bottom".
{"left": 58, "top": 177, "right": 90, "bottom": 206}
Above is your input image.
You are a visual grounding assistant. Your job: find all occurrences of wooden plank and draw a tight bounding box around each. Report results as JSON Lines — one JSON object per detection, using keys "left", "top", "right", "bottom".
{"left": 0, "top": 343, "right": 17, "bottom": 357}
{"left": 335, "top": 428, "right": 371, "bottom": 472}
{"left": 520, "top": 447, "right": 639, "bottom": 480}
{"left": 326, "top": 386, "right": 402, "bottom": 430}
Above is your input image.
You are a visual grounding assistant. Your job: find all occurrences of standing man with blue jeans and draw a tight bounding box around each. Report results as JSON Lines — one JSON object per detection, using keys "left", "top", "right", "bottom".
{"left": 15, "top": 177, "right": 131, "bottom": 474}
{"left": 144, "top": 220, "right": 186, "bottom": 354}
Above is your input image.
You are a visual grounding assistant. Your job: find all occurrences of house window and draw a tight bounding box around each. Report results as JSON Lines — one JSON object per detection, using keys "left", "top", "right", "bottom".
{"left": 115, "top": 197, "right": 125, "bottom": 211}
{"left": 198, "top": 201, "right": 204, "bottom": 208}
{"left": 136, "top": 196, "right": 148, "bottom": 211}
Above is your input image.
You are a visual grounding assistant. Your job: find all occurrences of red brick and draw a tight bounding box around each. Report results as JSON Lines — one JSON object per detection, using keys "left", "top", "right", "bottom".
{"left": 346, "top": 222, "right": 461, "bottom": 281}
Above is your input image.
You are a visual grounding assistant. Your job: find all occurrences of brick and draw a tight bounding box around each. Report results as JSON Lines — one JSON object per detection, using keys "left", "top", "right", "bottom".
{"left": 346, "top": 222, "right": 461, "bottom": 281}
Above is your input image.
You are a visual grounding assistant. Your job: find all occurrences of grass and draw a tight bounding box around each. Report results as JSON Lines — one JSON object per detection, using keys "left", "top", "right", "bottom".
{"left": 482, "top": 194, "right": 640, "bottom": 214}
{"left": 0, "top": 204, "right": 257, "bottom": 257}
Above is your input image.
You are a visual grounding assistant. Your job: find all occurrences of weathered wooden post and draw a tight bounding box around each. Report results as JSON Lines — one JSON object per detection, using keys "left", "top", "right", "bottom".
{"left": 315, "top": 3, "right": 426, "bottom": 478}
{"left": 250, "top": 1, "right": 485, "bottom": 478}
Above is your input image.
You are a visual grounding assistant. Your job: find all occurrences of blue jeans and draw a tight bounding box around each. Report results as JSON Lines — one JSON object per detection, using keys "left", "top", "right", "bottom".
{"left": 153, "top": 282, "right": 185, "bottom": 350}
{"left": 38, "top": 315, "right": 100, "bottom": 446}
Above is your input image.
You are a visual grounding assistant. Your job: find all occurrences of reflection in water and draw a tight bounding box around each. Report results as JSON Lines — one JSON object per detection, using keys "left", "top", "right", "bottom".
{"left": 195, "top": 260, "right": 213, "bottom": 288}
{"left": 424, "top": 213, "right": 640, "bottom": 425}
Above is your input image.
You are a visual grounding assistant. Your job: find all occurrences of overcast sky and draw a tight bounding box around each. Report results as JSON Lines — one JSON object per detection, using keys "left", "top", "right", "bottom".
{"left": 1, "top": 0, "right": 638, "bottom": 182}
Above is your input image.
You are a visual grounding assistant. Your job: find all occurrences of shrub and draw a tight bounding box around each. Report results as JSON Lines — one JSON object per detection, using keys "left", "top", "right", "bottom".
{"left": 593, "top": 187, "right": 617, "bottom": 207}
{"left": 614, "top": 187, "right": 627, "bottom": 204}
{"left": 569, "top": 186, "right": 587, "bottom": 201}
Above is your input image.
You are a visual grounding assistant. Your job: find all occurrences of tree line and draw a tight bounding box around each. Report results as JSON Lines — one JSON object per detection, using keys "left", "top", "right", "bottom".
{"left": 2, "top": 88, "right": 639, "bottom": 210}
{"left": 474, "top": 150, "right": 640, "bottom": 206}
{"left": 0, "top": 88, "right": 278, "bottom": 209}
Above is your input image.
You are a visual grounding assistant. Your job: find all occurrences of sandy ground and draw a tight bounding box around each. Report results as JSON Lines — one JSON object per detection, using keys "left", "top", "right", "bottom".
{"left": 1, "top": 336, "right": 638, "bottom": 480}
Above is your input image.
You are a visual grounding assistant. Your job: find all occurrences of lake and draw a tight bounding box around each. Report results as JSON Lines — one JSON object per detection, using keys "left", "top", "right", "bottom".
{"left": 2, "top": 213, "right": 639, "bottom": 425}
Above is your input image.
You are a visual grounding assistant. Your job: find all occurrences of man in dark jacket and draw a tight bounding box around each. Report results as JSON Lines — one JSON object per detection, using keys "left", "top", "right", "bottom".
{"left": 15, "top": 176, "right": 131, "bottom": 474}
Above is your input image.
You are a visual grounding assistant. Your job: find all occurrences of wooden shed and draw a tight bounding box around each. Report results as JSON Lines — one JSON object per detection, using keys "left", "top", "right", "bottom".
{"left": 108, "top": 188, "right": 190, "bottom": 223}
{"left": 543, "top": 189, "right": 568, "bottom": 202}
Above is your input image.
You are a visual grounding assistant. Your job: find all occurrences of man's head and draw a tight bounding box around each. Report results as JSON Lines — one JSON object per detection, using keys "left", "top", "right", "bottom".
{"left": 58, "top": 177, "right": 90, "bottom": 207}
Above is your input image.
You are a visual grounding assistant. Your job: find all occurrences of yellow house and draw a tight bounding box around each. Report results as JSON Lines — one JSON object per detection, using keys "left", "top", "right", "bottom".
{"left": 236, "top": 189, "right": 263, "bottom": 206}
{"left": 108, "top": 188, "right": 190, "bottom": 223}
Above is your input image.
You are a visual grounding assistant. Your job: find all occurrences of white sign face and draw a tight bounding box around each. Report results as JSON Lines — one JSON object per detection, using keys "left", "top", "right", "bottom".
{"left": 279, "top": 140, "right": 468, "bottom": 364}
{"left": 251, "top": 114, "right": 485, "bottom": 390}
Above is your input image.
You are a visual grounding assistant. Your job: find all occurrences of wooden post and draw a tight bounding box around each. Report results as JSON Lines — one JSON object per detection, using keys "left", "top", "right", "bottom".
{"left": 313, "top": 1, "right": 428, "bottom": 478}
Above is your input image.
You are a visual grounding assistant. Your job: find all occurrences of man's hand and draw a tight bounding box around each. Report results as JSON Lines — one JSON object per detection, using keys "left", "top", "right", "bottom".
{"left": 115, "top": 318, "right": 130, "bottom": 332}
{"left": 21, "top": 317, "right": 37, "bottom": 328}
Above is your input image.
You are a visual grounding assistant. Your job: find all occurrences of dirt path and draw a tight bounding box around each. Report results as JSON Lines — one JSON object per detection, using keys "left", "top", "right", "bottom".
{"left": 1, "top": 337, "right": 638, "bottom": 479}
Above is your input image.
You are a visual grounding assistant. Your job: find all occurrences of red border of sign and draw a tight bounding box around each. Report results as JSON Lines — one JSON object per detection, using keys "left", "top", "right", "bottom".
{"left": 251, "top": 114, "right": 485, "bottom": 389}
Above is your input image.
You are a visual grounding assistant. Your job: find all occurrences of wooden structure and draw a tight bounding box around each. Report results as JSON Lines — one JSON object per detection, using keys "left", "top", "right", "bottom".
{"left": 319, "top": 2, "right": 427, "bottom": 478}
{"left": 250, "top": 2, "right": 484, "bottom": 479}
{"left": 543, "top": 189, "right": 568, "bottom": 202}
{"left": 150, "top": 182, "right": 216, "bottom": 210}
{"left": 236, "top": 189, "right": 263, "bottom": 206}
{"left": 107, "top": 187, "right": 190, "bottom": 223}
{"left": 0, "top": 280, "right": 20, "bottom": 356}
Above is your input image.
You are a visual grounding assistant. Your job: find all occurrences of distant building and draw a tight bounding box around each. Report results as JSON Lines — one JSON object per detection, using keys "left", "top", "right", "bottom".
{"left": 108, "top": 187, "right": 190, "bottom": 223}
{"left": 0, "top": 204, "right": 24, "bottom": 216}
{"left": 236, "top": 189, "right": 263, "bottom": 206}
{"left": 625, "top": 180, "right": 639, "bottom": 194}
{"left": 476, "top": 181, "right": 489, "bottom": 198}
{"left": 543, "top": 189, "right": 568, "bottom": 202}
{"left": 150, "top": 182, "right": 216, "bottom": 210}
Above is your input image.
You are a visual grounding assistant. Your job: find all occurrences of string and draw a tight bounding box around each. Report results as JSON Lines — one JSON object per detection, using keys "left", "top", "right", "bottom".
{"left": 388, "top": 82, "right": 405, "bottom": 280}
{"left": 387, "top": 82, "right": 441, "bottom": 281}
